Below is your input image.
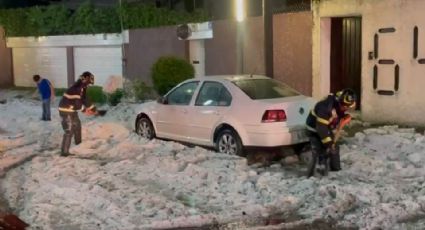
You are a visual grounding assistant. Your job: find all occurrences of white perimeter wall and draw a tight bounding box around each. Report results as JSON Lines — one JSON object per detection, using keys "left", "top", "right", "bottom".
{"left": 312, "top": 0, "right": 425, "bottom": 125}
{"left": 74, "top": 46, "right": 123, "bottom": 88}
{"left": 12, "top": 47, "right": 67, "bottom": 88}
{"left": 7, "top": 32, "right": 128, "bottom": 89}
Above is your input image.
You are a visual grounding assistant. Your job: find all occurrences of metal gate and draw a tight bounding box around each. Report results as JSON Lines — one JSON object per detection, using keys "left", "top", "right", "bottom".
{"left": 331, "top": 17, "right": 362, "bottom": 108}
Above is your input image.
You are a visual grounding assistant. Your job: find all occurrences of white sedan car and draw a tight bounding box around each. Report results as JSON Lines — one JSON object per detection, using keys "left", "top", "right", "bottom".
{"left": 135, "top": 75, "right": 315, "bottom": 156}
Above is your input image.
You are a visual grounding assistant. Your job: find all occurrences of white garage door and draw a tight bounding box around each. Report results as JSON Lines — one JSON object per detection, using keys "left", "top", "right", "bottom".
{"left": 74, "top": 46, "right": 123, "bottom": 89}
{"left": 12, "top": 47, "right": 68, "bottom": 88}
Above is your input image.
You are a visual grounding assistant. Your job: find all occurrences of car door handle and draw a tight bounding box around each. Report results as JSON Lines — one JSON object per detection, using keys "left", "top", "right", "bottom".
{"left": 202, "top": 110, "right": 219, "bottom": 115}
{"left": 182, "top": 109, "right": 188, "bottom": 114}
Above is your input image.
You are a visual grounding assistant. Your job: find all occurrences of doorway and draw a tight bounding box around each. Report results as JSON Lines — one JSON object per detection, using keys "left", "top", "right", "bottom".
{"left": 330, "top": 17, "right": 362, "bottom": 109}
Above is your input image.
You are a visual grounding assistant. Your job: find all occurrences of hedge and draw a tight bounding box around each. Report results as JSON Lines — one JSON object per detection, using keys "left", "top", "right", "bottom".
{"left": 0, "top": 1, "right": 209, "bottom": 37}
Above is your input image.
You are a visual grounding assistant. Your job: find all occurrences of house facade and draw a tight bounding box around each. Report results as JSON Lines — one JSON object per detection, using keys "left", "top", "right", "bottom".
{"left": 312, "top": 0, "right": 425, "bottom": 125}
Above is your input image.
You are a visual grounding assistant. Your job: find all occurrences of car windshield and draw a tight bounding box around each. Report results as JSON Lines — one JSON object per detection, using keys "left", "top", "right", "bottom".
{"left": 232, "top": 79, "right": 300, "bottom": 99}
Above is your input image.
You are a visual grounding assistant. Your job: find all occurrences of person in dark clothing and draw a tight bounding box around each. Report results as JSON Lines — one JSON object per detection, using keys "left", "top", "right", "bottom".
{"left": 33, "top": 75, "right": 55, "bottom": 121}
{"left": 305, "top": 88, "right": 357, "bottom": 176}
{"left": 58, "top": 71, "right": 97, "bottom": 157}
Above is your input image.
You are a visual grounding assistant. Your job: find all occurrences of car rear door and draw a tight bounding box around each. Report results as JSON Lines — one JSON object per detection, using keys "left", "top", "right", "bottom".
{"left": 155, "top": 81, "right": 199, "bottom": 141}
{"left": 185, "top": 81, "right": 233, "bottom": 145}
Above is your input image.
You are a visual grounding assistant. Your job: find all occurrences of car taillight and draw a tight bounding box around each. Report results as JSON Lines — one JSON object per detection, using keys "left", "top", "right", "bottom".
{"left": 262, "top": 110, "right": 287, "bottom": 122}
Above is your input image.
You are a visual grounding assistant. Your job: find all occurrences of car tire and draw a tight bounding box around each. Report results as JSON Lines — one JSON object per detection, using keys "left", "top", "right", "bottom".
{"left": 293, "top": 143, "right": 309, "bottom": 156}
{"left": 215, "top": 129, "right": 244, "bottom": 156}
{"left": 136, "top": 117, "right": 155, "bottom": 140}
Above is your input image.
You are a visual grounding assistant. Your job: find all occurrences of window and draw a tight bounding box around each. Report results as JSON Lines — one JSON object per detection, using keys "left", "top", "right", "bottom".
{"left": 232, "top": 79, "right": 299, "bottom": 100}
{"left": 166, "top": 81, "right": 199, "bottom": 105}
{"left": 195, "top": 82, "right": 232, "bottom": 106}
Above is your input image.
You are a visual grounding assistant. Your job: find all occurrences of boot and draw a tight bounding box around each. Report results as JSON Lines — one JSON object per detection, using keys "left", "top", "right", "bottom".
{"left": 307, "top": 134, "right": 326, "bottom": 177}
{"left": 307, "top": 150, "right": 318, "bottom": 178}
{"left": 329, "top": 145, "right": 341, "bottom": 171}
{"left": 73, "top": 115, "right": 82, "bottom": 145}
{"left": 61, "top": 134, "right": 72, "bottom": 157}
{"left": 317, "top": 157, "right": 329, "bottom": 176}
{"left": 74, "top": 129, "right": 82, "bottom": 145}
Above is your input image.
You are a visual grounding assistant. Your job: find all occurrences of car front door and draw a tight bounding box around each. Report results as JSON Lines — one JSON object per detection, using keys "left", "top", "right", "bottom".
{"left": 155, "top": 81, "right": 199, "bottom": 141}
{"left": 186, "top": 81, "right": 232, "bottom": 145}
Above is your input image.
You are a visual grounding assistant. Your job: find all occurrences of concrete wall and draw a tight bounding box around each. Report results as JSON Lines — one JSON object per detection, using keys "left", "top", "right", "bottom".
{"left": 243, "top": 16, "right": 265, "bottom": 75}
{"left": 205, "top": 12, "right": 311, "bottom": 97}
{"left": 205, "top": 17, "right": 265, "bottom": 76}
{"left": 126, "top": 26, "right": 187, "bottom": 85}
{"left": 0, "top": 27, "right": 13, "bottom": 87}
{"left": 126, "top": 20, "right": 248, "bottom": 80}
{"left": 312, "top": 0, "right": 425, "bottom": 125}
{"left": 205, "top": 20, "right": 238, "bottom": 75}
{"left": 274, "top": 11, "right": 313, "bottom": 96}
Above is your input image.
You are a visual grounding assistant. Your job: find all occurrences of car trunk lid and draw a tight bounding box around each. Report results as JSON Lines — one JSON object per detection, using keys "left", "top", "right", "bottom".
{"left": 255, "top": 95, "right": 315, "bottom": 127}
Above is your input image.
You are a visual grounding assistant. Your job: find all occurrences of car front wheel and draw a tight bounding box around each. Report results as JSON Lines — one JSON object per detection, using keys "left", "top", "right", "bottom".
{"left": 136, "top": 117, "right": 155, "bottom": 140}
{"left": 216, "top": 129, "right": 244, "bottom": 156}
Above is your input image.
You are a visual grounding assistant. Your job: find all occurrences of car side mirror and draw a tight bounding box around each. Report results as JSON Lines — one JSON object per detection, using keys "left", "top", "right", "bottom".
{"left": 157, "top": 96, "right": 168, "bottom": 104}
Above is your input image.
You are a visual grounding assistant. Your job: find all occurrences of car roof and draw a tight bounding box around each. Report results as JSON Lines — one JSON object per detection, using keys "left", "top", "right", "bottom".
{"left": 195, "top": 75, "right": 270, "bottom": 82}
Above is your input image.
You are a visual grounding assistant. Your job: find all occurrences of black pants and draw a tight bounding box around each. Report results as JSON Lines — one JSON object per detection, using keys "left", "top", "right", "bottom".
{"left": 59, "top": 111, "right": 81, "bottom": 155}
{"left": 308, "top": 131, "right": 341, "bottom": 173}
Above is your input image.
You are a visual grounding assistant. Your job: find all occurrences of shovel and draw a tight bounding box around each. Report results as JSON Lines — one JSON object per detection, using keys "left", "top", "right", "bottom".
{"left": 0, "top": 213, "right": 29, "bottom": 230}
{"left": 85, "top": 109, "right": 107, "bottom": 117}
{"left": 96, "top": 110, "right": 107, "bottom": 116}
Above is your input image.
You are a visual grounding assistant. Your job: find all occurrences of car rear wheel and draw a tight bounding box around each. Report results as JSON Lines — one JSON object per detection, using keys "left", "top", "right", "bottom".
{"left": 293, "top": 143, "right": 309, "bottom": 156}
{"left": 216, "top": 129, "right": 244, "bottom": 156}
{"left": 136, "top": 117, "right": 155, "bottom": 140}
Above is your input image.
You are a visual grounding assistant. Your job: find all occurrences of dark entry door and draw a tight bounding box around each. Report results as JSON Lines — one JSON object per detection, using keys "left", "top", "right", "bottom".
{"left": 330, "top": 17, "right": 362, "bottom": 109}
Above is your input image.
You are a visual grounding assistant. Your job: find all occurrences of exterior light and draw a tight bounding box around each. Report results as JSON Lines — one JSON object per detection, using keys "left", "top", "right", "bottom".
{"left": 235, "top": 0, "right": 245, "bottom": 22}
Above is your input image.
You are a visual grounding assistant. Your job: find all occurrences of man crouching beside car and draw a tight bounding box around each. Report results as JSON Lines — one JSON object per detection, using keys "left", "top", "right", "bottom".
{"left": 305, "top": 88, "right": 357, "bottom": 176}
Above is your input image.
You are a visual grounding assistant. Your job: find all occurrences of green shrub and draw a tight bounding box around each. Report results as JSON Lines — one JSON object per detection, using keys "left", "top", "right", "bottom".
{"left": 107, "top": 88, "right": 125, "bottom": 106}
{"left": 87, "top": 86, "right": 106, "bottom": 104}
{"left": 151, "top": 56, "right": 194, "bottom": 96}
{"left": 54, "top": 88, "right": 67, "bottom": 96}
{"left": 131, "top": 79, "right": 153, "bottom": 102}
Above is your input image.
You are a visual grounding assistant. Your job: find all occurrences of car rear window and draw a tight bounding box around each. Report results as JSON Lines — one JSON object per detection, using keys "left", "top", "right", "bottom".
{"left": 232, "top": 79, "right": 300, "bottom": 99}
